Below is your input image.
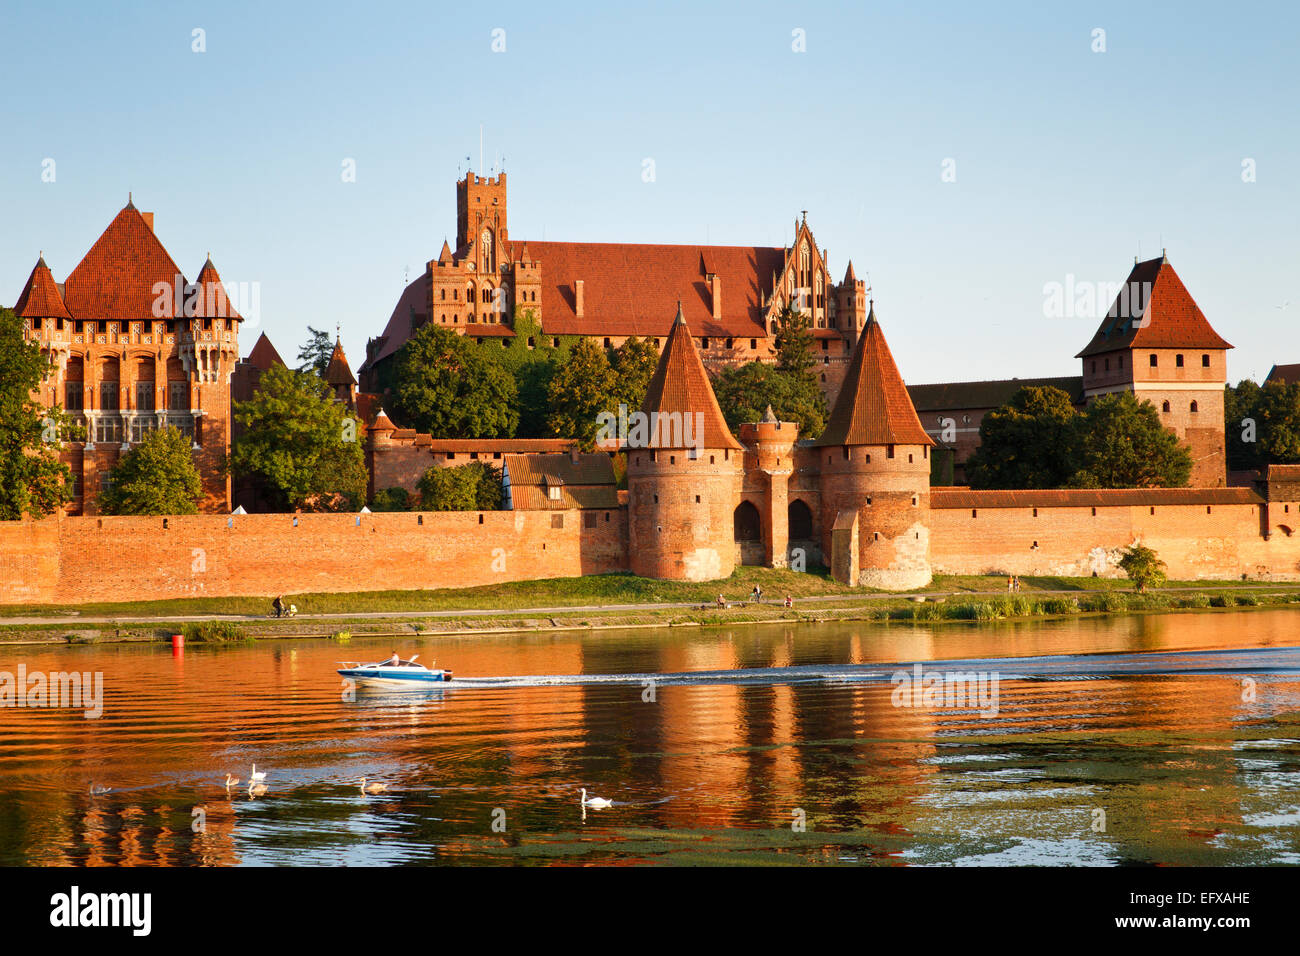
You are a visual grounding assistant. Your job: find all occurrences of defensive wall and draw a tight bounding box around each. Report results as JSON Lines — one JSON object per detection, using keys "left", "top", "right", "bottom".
{"left": 0, "top": 508, "right": 628, "bottom": 606}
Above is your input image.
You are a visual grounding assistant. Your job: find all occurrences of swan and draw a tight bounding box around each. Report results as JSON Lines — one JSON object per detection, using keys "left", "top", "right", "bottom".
{"left": 250, "top": 764, "right": 267, "bottom": 783}
{"left": 580, "top": 788, "right": 612, "bottom": 809}
{"left": 247, "top": 780, "right": 268, "bottom": 797}
{"left": 89, "top": 783, "right": 111, "bottom": 796}
{"left": 224, "top": 774, "right": 241, "bottom": 792}
{"left": 359, "top": 777, "right": 388, "bottom": 794}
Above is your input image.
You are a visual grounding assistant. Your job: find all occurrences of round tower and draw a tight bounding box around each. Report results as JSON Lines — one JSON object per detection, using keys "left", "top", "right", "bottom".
{"left": 813, "top": 305, "right": 933, "bottom": 590}
{"left": 627, "top": 304, "right": 743, "bottom": 581}
{"left": 737, "top": 406, "right": 799, "bottom": 568}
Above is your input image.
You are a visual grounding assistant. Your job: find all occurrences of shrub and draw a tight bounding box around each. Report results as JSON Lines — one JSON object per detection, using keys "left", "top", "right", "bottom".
{"left": 1237, "top": 593, "right": 1260, "bottom": 606}
{"left": 1118, "top": 544, "right": 1167, "bottom": 592}
{"left": 1209, "top": 594, "right": 1234, "bottom": 608}
{"left": 1081, "top": 591, "right": 1125, "bottom": 612}
{"left": 1180, "top": 593, "right": 1212, "bottom": 608}
{"left": 1039, "top": 597, "right": 1079, "bottom": 615}
{"left": 181, "top": 620, "right": 246, "bottom": 643}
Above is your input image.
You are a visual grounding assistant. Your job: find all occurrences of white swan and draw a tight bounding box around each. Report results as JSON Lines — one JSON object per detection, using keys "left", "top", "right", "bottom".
{"left": 359, "top": 777, "right": 388, "bottom": 794}
{"left": 580, "top": 788, "right": 612, "bottom": 809}
{"left": 89, "top": 783, "right": 111, "bottom": 796}
{"left": 250, "top": 764, "right": 267, "bottom": 783}
{"left": 224, "top": 773, "right": 241, "bottom": 793}
{"left": 247, "top": 779, "right": 268, "bottom": 797}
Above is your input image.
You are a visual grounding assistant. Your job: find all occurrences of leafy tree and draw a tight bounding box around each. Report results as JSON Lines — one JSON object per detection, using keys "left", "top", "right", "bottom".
{"left": 230, "top": 363, "right": 368, "bottom": 511}
{"left": 495, "top": 310, "right": 566, "bottom": 438}
{"left": 610, "top": 336, "right": 659, "bottom": 411}
{"left": 1227, "top": 379, "right": 1300, "bottom": 469}
{"left": 1118, "top": 543, "right": 1167, "bottom": 592}
{"left": 713, "top": 362, "right": 828, "bottom": 437}
{"left": 297, "top": 325, "right": 334, "bottom": 377}
{"left": 1071, "top": 393, "right": 1192, "bottom": 488}
{"left": 546, "top": 338, "right": 618, "bottom": 449}
{"left": 772, "top": 304, "right": 814, "bottom": 375}
{"left": 389, "top": 324, "right": 519, "bottom": 438}
{"left": 99, "top": 426, "right": 203, "bottom": 515}
{"left": 370, "top": 487, "right": 414, "bottom": 512}
{"left": 1225, "top": 380, "right": 1261, "bottom": 470}
{"left": 967, "top": 386, "right": 1081, "bottom": 489}
{"left": 0, "top": 307, "right": 82, "bottom": 520}
{"left": 416, "top": 461, "right": 502, "bottom": 511}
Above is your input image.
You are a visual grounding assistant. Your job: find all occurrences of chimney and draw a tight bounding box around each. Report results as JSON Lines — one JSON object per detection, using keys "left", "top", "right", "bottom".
{"left": 574, "top": 279, "right": 584, "bottom": 318}
{"left": 142, "top": 212, "right": 154, "bottom": 232}
{"left": 710, "top": 274, "right": 722, "bottom": 320}
{"left": 570, "top": 447, "right": 580, "bottom": 464}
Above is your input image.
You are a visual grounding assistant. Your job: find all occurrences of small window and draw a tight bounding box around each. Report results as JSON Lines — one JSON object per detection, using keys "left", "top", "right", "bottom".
{"left": 1176, "top": 354, "right": 1184, "bottom": 368}
{"left": 1032, "top": 508, "right": 1038, "bottom": 517}
{"left": 887, "top": 445, "right": 895, "bottom": 459}
{"left": 548, "top": 486, "right": 562, "bottom": 501}
{"left": 1162, "top": 401, "right": 1171, "bottom": 412}
{"left": 1190, "top": 401, "right": 1199, "bottom": 413}
{"left": 1104, "top": 358, "right": 1110, "bottom": 371}
{"left": 1118, "top": 355, "right": 1124, "bottom": 369}
{"left": 551, "top": 514, "right": 564, "bottom": 529}
{"left": 749, "top": 339, "right": 757, "bottom": 350}
{"left": 584, "top": 512, "right": 597, "bottom": 528}
{"left": 972, "top": 509, "right": 977, "bottom": 518}
{"left": 447, "top": 453, "right": 455, "bottom": 460}
{"left": 1149, "top": 354, "right": 1158, "bottom": 367}
{"left": 1202, "top": 354, "right": 1210, "bottom": 367}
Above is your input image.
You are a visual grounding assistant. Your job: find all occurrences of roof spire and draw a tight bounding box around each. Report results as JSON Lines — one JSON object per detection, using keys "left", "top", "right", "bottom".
{"left": 126, "top": 191, "right": 134, "bottom": 210}
{"left": 673, "top": 299, "right": 685, "bottom": 325}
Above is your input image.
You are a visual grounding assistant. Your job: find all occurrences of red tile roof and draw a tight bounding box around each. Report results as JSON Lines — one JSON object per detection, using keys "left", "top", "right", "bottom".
{"left": 244, "top": 332, "right": 285, "bottom": 370}
{"left": 502, "top": 452, "right": 620, "bottom": 510}
{"left": 814, "top": 307, "right": 934, "bottom": 447}
{"left": 517, "top": 240, "right": 782, "bottom": 340}
{"left": 13, "top": 256, "right": 71, "bottom": 320}
{"left": 638, "top": 304, "right": 742, "bottom": 450}
{"left": 932, "top": 487, "right": 1262, "bottom": 508}
{"left": 325, "top": 339, "right": 356, "bottom": 386}
{"left": 62, "top": 203, "right": 188, "bottom": 320}
{"left": 462, "top": 323, "right": 515, "bottom": 337}
{"left": 1076, "top": 256, "right": 1232, "bottom": 357}
{"left": 369, "top": 274, "right": 429, "bottom": 364}
{"left": 193, "top": 256, "right": 242, "bottom": 320}
{"left": 1266, "top": 363, "right": 1300, "bottom": 386}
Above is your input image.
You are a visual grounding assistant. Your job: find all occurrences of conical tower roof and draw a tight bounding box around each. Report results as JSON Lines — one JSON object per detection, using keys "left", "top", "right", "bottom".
{"left": 638, "top": 303, "right": 741, "bottom": 450}
{"left": 193, "top": 254, "right": 242, "bottom": 320}
{"left": 814, "top": 304, "right": 933, "bottom": 447}
{"left": 13, "top": 256, "right": 71, "bottom": 320}
{"left": 325, "top": 338, "right": 357, "bottom": 387}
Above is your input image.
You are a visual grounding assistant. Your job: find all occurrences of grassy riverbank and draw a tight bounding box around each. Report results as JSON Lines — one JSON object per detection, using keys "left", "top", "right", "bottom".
{"left": 3, "top": 568, "right": 1300, "bottom": 645}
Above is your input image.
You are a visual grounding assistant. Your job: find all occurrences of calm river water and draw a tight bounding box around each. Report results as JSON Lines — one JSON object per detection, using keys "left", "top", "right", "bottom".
{"left": 1, "top": 609, "right": 1298, "bottom": 866}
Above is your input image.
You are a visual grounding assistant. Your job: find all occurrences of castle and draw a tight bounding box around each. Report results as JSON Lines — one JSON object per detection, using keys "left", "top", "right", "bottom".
{"left": 7, "top": 184, "right": 1300, "bottom": 607}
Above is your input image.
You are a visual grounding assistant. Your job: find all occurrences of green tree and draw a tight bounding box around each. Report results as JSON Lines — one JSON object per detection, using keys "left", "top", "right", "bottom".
{"left": 967, "top": 386, "right": 1081, "bottom": 489}
{"left": 369, "top": 487, "right": 413, "bottom": 511}
{"left": 713, "top": 362, "right": 828, "bottom": 437}
{"left": 546, "top": 338, "right": 618, "bottom": 448}
{"left": 610, "top": 336, "right": 659, "bottom": 411}
{"left": 99, "top": 426, "right": 203, "bottom": 515}
{"left": 495, "top": 310, "right": 566, "bottom": 438}
{"left": 416, "top": 461, "right": 502, "bottom": 511}
{"left": 1071, "top": 393, "right": 1192, "bottom": 488}
{"left": 772, "top": 303, "right": 814, "bottom": 375}
{"left": 1224, "top": 379, "right": 1263, "bottom": 470}
{"left": 1118, "top": 543, "right": 1167, "bottom": 592}
{"left": 230, "top": 363, "right": 368, "bottom": 511}
{"left": 297, "top": 325, "right": 334, "bottom": 377}
{"left": 0, "top": 307, "right": 82, "bottom": 520}
{"left": 389, "top": 324, "right": 519, "bottom": 438}
{"left": 1229, "top": 380, "right": 1300, "bottom": 467}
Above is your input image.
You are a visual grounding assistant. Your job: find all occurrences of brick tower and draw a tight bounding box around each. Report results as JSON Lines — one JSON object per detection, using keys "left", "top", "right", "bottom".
{"left": 738, "top": 406, "right": 800, "bottom": 568}
{"left": 17, "top": 202, "right": 240, "bottom": 514}
{"left": 627, "top": 303, "right": 744, "bottom": 581}
{"left": 1076, "top": 255, "right": 1231, "bottom": 487}
{"left": 813, "top": 304, "right": 934, "bottom": 589}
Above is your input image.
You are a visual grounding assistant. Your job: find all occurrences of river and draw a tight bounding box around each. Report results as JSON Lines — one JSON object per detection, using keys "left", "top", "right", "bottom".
{"left": 1, "top": 608, "right": 1298, "bottom": 865}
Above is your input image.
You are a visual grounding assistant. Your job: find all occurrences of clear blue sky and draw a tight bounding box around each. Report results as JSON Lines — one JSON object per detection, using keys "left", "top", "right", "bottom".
{"left": 2, "top": 0, "right": 1296, "bottom": 385}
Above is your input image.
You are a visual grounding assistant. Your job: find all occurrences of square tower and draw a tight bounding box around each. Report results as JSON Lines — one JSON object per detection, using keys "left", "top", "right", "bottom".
{"left": 1076, "top": 255, "right": 1231, "bottom": 487}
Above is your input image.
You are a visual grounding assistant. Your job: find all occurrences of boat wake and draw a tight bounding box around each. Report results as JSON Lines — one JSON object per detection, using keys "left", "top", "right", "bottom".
{"left": 446, "top": 645, "right": 1300, "bottom": 690}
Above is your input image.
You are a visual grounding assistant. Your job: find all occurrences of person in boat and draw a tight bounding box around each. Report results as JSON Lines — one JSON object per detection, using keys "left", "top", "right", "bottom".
{"left": 387, "top": 651, "right": 401, "bottom": 665}
{"left": 272, "top": 595, "right": 284, "bottom": 618}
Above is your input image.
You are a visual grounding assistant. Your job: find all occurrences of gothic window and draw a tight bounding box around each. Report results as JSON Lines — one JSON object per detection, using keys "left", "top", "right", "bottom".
{"left": 481, "top": 228, "right": 494, "bottom": 273}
